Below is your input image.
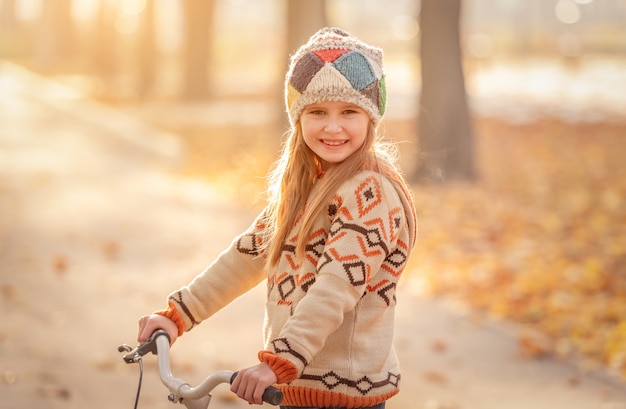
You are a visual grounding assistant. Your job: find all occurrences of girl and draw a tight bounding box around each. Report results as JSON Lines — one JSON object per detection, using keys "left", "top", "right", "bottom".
{"left": 138, "top": 27, "right": 417, "bottom": 409}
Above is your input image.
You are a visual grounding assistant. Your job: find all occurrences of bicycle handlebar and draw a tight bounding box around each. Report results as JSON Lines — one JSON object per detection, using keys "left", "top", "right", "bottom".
{"left": 119, "top": 330, "right": 283, "bottom": 408}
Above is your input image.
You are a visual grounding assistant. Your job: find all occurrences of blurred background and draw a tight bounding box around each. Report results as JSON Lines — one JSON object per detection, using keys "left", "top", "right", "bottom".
{"left": 1, "top": 0, "right": 626, "bottom": 408}
{"left": 2, "top": 0, "right": 626, "bottom": 176}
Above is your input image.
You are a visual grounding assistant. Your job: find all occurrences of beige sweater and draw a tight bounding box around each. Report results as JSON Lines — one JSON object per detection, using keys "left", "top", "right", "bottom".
{"left": 159, "top": 170, "right": 417, "bottom": 408}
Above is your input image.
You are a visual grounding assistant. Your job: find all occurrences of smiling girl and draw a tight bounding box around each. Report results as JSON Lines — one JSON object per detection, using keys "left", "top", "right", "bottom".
{"left": 301, "top": 101, "right": 370, "bottom": 165}
{"left": 137, "top": 27, "right": 417, "bottom": 409}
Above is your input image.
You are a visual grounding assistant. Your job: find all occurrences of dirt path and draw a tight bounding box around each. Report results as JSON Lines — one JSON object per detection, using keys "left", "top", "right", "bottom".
{"left": 1, "top": 62, "right": 625, "bottom": 409}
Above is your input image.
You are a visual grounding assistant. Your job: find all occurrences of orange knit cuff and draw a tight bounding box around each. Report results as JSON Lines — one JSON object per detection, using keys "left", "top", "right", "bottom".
{"left": 154, "top": 300, "right": 185, "bottom": 337}
{"left": 258, "top": 350, "right": 299, "bottom": 384}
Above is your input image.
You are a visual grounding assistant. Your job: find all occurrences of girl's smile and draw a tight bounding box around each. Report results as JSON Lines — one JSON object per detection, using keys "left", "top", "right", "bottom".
{"left": 300, "top": 101, "right": 370, "bottom": 167}
{"left": 322, "top": 139, "right": 348, "bottom": 146}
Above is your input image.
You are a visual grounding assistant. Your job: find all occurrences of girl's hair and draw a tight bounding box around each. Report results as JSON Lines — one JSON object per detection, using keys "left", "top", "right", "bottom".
{"left": 263, "top": 121, "right": 410, "bottom": 267}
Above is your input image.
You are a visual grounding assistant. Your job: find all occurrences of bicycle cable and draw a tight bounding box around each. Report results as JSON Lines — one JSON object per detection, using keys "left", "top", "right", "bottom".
{"left": 132, "top": 357, "right": 143, "bottom": 409}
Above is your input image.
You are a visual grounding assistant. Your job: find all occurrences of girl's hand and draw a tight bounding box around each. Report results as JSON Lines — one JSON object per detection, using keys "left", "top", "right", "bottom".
{"left": 230, "top": 363, "right": 278, "bottom": 405}
{"left": 137, "top": 314, "right": 179, "bottom": 344}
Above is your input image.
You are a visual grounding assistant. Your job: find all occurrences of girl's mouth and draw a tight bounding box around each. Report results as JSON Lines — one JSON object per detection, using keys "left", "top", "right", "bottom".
{"left": 322, "top": 139, "right": 348, "bottom": 146}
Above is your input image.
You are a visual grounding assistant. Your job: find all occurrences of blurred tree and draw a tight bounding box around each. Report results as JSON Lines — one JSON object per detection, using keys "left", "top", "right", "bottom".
{"left": 92, "top": 0, "right": 117, "bottom": 89}
{"left": 0, "top": 0, "right": 18, "bottom": 56}
{"left": 415, "top": 0, "right": 475, "bottom": 182}
{"left": 281, "top": 0, "right": 327, "bottom": 130}
{"left": 286, "top": 0, "right": 327, "bottom": 55}
{"left": 137, "top": 0, "right": 156, "bottom": 98}
{"left": 0, "top": 0, "right": 15, "bottom": 27}
{"left": 181, "top": 0, "right": 214, "bottom": 100}
{"left": 36, "top": 0, "right": 74, "bottom": 72}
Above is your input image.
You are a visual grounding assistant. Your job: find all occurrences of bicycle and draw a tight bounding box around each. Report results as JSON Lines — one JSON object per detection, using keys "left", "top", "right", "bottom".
{"left": 118, "top": 329, "right": 283, "bottom": 409}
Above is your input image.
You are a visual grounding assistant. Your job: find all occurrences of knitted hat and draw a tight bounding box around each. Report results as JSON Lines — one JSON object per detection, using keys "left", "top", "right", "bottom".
{"left": 285, "top": 27, "right": 386, "bottom": 127}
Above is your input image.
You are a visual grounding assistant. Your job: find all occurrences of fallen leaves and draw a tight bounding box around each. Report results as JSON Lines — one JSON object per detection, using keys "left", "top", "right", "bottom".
{"left": 3, "top": 370, "right": 17, "bottom": 385}
{"left": 431, "top": 339, "right": 448, "bottom": 354}
{"left": 423, "top": 370, "right": 449, "bottom": 386}
{"left": 406, "top": 118, "right": 626, "bottom": 378}
{"left": 36, "top": 384, "right": 71, "bottom": 400}
{"left": 1, "top": 284, "right": 18, "bottom": 301}
{"left": 518, "top": 332, "right": 553, "bottom": 360}
{"left": 52, "top": 254, "right": 68, "bottom": 275}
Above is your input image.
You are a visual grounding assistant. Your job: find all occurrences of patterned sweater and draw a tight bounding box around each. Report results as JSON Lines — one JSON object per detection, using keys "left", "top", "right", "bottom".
{"left": 158, "top": 170, "right": 417, "bottom": 408}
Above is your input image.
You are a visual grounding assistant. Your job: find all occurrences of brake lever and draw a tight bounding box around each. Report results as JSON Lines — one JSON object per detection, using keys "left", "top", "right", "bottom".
{"left": 118, "top": 329, "right": 171, "bottom": 364}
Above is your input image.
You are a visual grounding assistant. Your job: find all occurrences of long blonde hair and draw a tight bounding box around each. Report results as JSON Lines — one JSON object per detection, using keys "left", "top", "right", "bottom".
{"left": 263, "top": 121, "right": 410, "bottom": 267}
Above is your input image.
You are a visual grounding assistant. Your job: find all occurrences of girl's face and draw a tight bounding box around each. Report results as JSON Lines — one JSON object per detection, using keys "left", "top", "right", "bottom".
{"left": 300, "top": 101, "right": 370, "bottom": 167}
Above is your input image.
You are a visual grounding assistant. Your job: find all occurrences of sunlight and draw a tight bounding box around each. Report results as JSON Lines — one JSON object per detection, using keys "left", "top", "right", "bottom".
{"left": 557, "top": 32, "right": 582, "bottom": 57}
{"left": 3, "top": 2, "right": 626, "bottom": 408}
{"left": 390, "top": 14, "right": 419, "bottom": 41}
{"left": 155, "top": 0, "right": 184, "bottom": 54}
{"left": 71, "top": 0, "right": 99, "bottom": 22}
{"left": 14, "top": 0, "right": 40, "bottom": 21}
{"left": 469, "top": 57, "right": 626, "bottom": 122}
{"left": 116, "top": 0, "right": 146, "bottom": 34}
{"left": 115, "top": 13, "right": 139, "bottom": 35}
{"left": 120, "top": 0, "right": 146, "bottom": 15}
{"left": 466, "top": 33, "right": 494, "bottom": 59}
{"left": 555, "top": 0, "right": 581, "bottom": 24}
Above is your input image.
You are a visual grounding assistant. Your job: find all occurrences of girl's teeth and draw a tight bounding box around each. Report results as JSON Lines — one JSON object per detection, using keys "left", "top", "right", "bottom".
{"left": 324, "top": 140, "right": 346, "bottom": 146}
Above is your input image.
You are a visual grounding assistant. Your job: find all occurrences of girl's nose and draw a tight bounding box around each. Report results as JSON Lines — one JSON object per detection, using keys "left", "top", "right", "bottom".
{"left": 324, "top": 117, "right": 342, "bottom": 133}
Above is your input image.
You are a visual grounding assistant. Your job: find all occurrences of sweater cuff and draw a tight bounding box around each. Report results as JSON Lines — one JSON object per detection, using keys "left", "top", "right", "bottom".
{"left": 154, "top": 300, "right": 185, "bottom": 336}
{"left": 258, "top": 350, "right": 299, "bottom": 384}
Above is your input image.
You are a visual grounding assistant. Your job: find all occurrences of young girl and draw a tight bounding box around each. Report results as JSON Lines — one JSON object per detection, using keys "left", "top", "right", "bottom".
{"left": 138, "top": 27, "right": 417, "bottom": 409}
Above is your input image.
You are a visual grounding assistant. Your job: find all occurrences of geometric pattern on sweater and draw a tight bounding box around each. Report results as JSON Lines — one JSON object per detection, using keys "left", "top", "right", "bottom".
{"left": 267, "top": 175, "right": 410, "bottom": 307}
{"left": 170, "top": 290, "right": 201, "bottom": 330}
{"left": 237, "top": 232, "right": 262, "bottom": 256}
{"left": 320, "top": 175, "right": 408, "bottom": 302}
{"left": 299, "top": 370, "right": 401, "bottom": 395}
{"left": 271, "top": 337, "right": 308, "bottom": 367}
{"left": 366, "top": 279, "right": 397, "bottom": 306}
{"left": 270, "top": 338, "right": 400, "bottom": 395}
{"left": 161, "top": 170, "right": 415, "bottom": 408}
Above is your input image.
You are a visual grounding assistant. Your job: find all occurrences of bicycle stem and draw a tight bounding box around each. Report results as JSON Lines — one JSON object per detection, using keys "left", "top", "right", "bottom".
{"left": 155, "top": 334, "right": 235, "bottom": 409}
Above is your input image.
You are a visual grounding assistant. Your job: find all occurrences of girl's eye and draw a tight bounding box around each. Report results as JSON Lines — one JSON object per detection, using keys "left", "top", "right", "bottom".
{"left": 310, "top": 110, "right": 325, "bottom": 115}
{"left": 343, "top": 109, "right": 357, "bottom": 114}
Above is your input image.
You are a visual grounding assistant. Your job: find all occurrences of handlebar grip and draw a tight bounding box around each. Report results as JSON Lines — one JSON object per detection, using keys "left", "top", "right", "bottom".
{"left": 261, "top": 386, "right": 283, "bottom": 406}
{"left": 230, "top": 371, "right": 283, "bottom": 406}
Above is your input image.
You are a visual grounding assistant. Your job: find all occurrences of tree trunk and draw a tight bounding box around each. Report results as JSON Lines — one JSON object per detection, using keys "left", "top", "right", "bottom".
{"left": 286, "top": 0, "right": 327, "bottom": 56}
{"left": 36, "top": 0, "right": 74, "bottom": 72}
{"left": 282, "top": 0, "right": 327, "bottom": 130}
{"left": 137, "top": 0, "right": 156, "bottom": 99}
{"left": 0, "top": 0, "right": 16, "bottom": 28}
{"left": 0, "top": 0, "right": 19, "bottom": 56}
{"left": 92, "top": 1, "right": 117, "bottom": 90}
{"left": 415, "top": 0, "right": 475, "bottom": 183}
{"left": 181, "top": 0, "right": 214, "bottom": 100}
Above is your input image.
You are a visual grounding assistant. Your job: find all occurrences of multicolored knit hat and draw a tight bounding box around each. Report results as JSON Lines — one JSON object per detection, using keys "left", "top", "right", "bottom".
{"left": 285, "top": 27, "right": 386, "bottom": 127}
